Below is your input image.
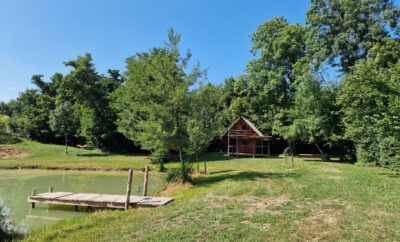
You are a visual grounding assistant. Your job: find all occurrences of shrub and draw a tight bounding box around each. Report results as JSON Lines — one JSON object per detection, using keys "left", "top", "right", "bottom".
{"left": 0, "top": 122, "right": 19, "bottom": 144}
{"left": 165, "top": 161, "right": 193, "bottom": 183}
{"left": 0, "top": 202, "right": 22, "bottom": 241}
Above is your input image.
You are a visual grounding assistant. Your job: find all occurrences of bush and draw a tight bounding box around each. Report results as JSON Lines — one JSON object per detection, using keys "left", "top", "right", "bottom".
{"left": 0, "top": 202, "right": 22, "bottom": 241}
{"left": 165, "top": 161, "right": 193, "bottom": 183}
{"left": 0, "top": 122, "right": 19, "bottom": 145}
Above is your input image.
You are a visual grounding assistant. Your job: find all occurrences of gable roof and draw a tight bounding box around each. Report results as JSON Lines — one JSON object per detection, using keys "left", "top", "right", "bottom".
{"left": 226, "top": 116, "right": 264, "bottom": 137}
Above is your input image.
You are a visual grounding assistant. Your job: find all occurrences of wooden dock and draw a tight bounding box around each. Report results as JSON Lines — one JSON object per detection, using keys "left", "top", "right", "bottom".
{"left": 28, "top": 191, "right": 174, "bottom": 209}
{"left": 28, "top": 168, "right": 173, "bottom": 210}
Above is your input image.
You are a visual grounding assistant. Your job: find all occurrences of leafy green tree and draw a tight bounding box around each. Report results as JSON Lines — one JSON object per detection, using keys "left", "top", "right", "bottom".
{"left": 0, "top": 118, "right": 8, "bottom": 144}
{"left": 58, "top": 54, "right": 126, "bottom": 150}
{"left": 0, "top": 102, "right": 12, "bottom": 116}
{"left": 225, "top": 17, "right": 308, "bottom": 133}
{"left": 49, "top": 102, "right": 79, "bottom": 155}
{"left": 186, "top": 83, "right": 226, "bottom": 173}
{"left": 113, "top": 29, "right": 204, "bottom": 178}
{"left": 306, "top": 0, "right": 400, "bottom": 73}
{"left": 274, "top": 66, "right": 341, "bottom": 160}
{"left": 8, "top": 88, "right": 55, "bottom": 141}
{"left": 338, "top": 40, "right": 400, "bottom": 167}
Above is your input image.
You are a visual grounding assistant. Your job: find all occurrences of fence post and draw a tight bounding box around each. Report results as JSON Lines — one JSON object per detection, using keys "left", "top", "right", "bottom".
{"left": 125, "top": 169, "right": 133, "bottom": 210}
{"left": 31, "top": 188, "right": 37, "bottom": 208}
{"left": 143, "top": 166, "right": 149, "bottom": 196}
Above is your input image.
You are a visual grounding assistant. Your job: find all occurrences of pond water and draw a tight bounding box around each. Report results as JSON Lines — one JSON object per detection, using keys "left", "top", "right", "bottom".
{"left": 0, "top": 169, "right": 164, "bottom": 232}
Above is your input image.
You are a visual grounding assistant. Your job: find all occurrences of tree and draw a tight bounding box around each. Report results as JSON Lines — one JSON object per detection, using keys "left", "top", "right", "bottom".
{"left": 0, "top": 117, "right": 8, "bottom": 144}
{"left": 338, "top": 39, "right": 400, "bottom": 167}
{"left": 113, "top": 28, "right": 204, "bottom": 179}
{"left": 186, "top": 83, "right": 226, "bottom": 173}
{"left": 306, "top": 0, "right": 400, "bottom": 73}
{"left": 225, "top": 17, "right": 308, "bottom": 133}
{"left": 8, "top": 88, "right": 55, "bottom": 141}
{"left": 49, "top": 102, "right": 79, "bottom": 155}
{"left": 273, "top": 66, "right": 341, "bottom": 161}
{"left": 58, "top": 54, "right": 128, "bottom": 151}
{"left": 0, "top": 102, "right": 12, "bottom": 116}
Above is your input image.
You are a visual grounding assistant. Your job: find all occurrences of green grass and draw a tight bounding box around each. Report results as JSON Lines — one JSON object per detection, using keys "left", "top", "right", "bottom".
{"left": 0, "top": 140, "right": 151, "bottom": 170}
{"left": 18, "top": 145, "right": 400, "bottom": 241}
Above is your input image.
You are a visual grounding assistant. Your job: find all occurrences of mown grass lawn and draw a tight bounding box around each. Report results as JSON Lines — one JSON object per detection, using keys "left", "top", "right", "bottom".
{"left": 16, "top": 143, "right": 400, "bottom": 241}
{"left": 0, "top": 140, "right": 151, "bottom": 170}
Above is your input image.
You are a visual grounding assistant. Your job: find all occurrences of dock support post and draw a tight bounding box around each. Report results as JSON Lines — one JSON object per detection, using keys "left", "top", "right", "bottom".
{"left": 143, "top": 166, "right": 149, "bottom": 196}
{"left": 31, "top": 188, "right": 37, "bottom": 208}
{"left": 125, "top": 169, "right": 133, "bottom": 210}
{"left": 49, "top": 187, "right": 54, "bottom": 193}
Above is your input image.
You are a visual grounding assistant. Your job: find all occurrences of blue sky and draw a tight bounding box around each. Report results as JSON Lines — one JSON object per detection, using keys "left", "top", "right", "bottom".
{"left": 1, "top": 0, "right": 310, "bottom": 102}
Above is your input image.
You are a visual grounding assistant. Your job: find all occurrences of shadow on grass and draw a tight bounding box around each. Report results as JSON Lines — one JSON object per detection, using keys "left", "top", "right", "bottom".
{"left": 194, "top": 171, "right": 300, "bottom": 187}
{"left": 76, "top": 153, "right": 147, "bottom": 157}
{"left": 195, "top": 153, "right": 234, "bottom": 162}
{"left": 76, "top": 153, "right": 113, "bottom": 157}
{"left": 192, "top": 153, "right": 283, "bottom": 163}
{"left": 378, "top": 172, "right": 400, "bottom": 178}
{"left": 302, "top": 158, "right": 354, "bottom": 164}
{"left": 209, "top": 169, "right": 236, "bottom": 175}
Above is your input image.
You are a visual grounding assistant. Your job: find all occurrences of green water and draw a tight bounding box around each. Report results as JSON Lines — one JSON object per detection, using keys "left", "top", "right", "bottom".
{"left": 0, "top": 169, "right": 164, "bottom": 232}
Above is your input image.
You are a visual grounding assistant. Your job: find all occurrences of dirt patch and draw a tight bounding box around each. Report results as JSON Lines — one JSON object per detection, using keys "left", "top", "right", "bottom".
{"left": 295, "top": 199, "right": 351, "bottom": 241}
{"left": 296, "top": 209, "right": 339, "bottom": 241}
{"left": 240, "top": 220, "right": 271, "bottom": 230}
{"left": 0, "top": 145, "right": 29, "bottom": 158}
{"left": 326, "top": 175, "right": 344, "bottom": 180}
{"left": 320, "top": 167, "right": 342, "bottom": 173}
{"left": 161, "top": 182, "right": 193, "bottom": 196}
{"left": 244, "top": 195, "right": 290, "bottom": 215}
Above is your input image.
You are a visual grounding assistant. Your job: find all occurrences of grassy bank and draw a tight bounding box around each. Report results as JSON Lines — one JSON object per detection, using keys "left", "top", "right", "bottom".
{"left": 23, "top": 151, "right": 400, "bottom": 241}
{"left": 0, "top": 140, "right": 151, "bottom": 170}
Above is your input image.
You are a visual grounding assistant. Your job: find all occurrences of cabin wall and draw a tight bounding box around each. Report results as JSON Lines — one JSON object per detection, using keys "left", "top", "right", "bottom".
{"left": 231, "top": 119, "right": 258, "bottom": 136}
{"left": 227, "top": 117, "right": 269, "bottom": 156}
{"left": 237, "top": 138, "right": 255, "bottom": 154}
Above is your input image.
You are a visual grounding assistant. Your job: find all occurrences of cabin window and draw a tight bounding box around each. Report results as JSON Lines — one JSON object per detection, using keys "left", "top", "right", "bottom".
{"left": 242, "top": 125, "right": 247, "bottom": 130}
{"left": 241, "top": 140, "right": 249, "bottom": 145}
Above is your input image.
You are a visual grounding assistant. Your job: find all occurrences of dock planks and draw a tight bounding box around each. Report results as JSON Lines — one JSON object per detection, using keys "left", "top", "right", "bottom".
{"left": 28, "top": 192, "right": 173, "bottom": 209}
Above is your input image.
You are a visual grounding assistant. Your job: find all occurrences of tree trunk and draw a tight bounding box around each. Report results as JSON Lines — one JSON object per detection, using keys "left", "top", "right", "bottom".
{"left": 196, "top": 155, "right": 200, "bottom": 172}
{"left": 204, "top": 160, "right": 207, "bottom": 174}
{"left": 179, "top": 148, "right": 183, "bottom": 164}
{"left": 289, "top": 141, "right": 294, "bottom": 168}
{"left": 315, "top": 143, "right": 330, "bottom": 161}
{"left": 64, "top": 134, "right": 68, "bottom": 155}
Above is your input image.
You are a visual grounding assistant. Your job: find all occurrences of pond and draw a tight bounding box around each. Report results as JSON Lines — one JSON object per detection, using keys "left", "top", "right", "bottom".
{"left": 0, "top": 169, "right": 164, "bottom": 232}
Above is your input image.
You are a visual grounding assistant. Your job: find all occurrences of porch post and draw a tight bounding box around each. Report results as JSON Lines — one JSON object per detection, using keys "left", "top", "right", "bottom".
{"left": 236, "top": 137, "right": 239, "bottom": 157}
{"left": 261, "top": 139, "right": 264, "bottom": 154}
{"left": 227, "top": 135, "right": 230, "bottom": 156}
{"left": 252, "top": 139, "right": 255, "bottom": 158}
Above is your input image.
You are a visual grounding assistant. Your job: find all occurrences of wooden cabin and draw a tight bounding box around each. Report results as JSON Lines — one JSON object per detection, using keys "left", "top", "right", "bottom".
{"left": 225, "top": 116, "right": 272, "bottom": 157}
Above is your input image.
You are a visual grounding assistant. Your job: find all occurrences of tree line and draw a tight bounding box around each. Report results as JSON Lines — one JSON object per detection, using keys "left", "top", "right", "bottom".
{"left": 0, "top": 0, "right": 399, "bottom": 176}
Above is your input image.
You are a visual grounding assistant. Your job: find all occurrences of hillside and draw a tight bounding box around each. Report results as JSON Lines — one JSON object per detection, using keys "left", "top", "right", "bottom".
{"left": 0, "top": 140, "right": 150, "bottom": 170}
{"left": 19, "top": 150, "right": 400, "bottom": 241}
